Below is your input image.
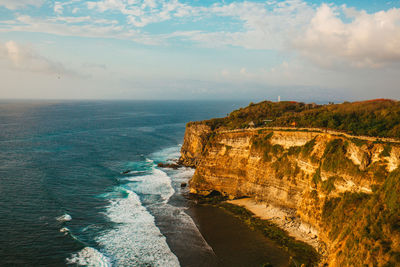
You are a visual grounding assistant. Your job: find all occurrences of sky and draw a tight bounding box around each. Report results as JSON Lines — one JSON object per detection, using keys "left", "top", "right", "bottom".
{"left": 0, "top": 0, "right": 400, "bottom": 102}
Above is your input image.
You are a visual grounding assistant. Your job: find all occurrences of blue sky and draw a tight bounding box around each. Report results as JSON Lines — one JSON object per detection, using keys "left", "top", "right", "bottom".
{"left": 0, "top": 0, "right": 400, "bottom": 102}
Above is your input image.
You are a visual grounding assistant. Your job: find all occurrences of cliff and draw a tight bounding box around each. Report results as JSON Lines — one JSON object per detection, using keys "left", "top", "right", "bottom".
{"left": 180, "top": 124, "right": 400, "bottom": 266}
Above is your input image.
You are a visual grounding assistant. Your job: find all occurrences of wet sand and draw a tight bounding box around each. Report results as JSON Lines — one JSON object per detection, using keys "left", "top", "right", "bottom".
{"left": 186, "top": 205, "right": 291, "bottom": 267}
{"left": 228, "top": 198, "right": 320, "bottom": 249}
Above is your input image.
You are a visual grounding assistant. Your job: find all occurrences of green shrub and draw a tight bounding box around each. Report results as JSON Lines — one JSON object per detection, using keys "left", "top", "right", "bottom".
{"left": 224, "top": 145, "right": 232, "bottom": 153}
{"left": 287, "top": 147, "right": 300, "bottom": 156}
{"left": 312, "top": 168, "right": 322, "bottom": 187}
{"left": 319, "top": 169, "right": 400, "bottom": 265}
{"left": 310, "top": 190, "right": 319, "bottom": 201}
{"left": 302, "top": 138, "right": 316, "bottom": 156}
{"left": 322, "top": 139, "right": 361, "bottom": 176}
{"left": 380, "top": 144, "right": 392, "bottom": 157}
{"left": 272, "top": 155, "right": 300, "bottom": 179}
{"left": 370, "top": 163, "right": 388, "bottom": 183}
{"left": 199, "top": 99, "right": 400, "bottom": 138}
{"left": 252, "top": 133, "right": 276, "bottom": 161}
{"left": 322, "top": 176, "right": 342, "bottom": 194}
{"left": 350, "top": 138, "right": 368, "bottom": 147}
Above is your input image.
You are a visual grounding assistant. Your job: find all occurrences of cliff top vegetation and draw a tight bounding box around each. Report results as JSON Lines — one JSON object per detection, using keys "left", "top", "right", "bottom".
{"left": 190, "top": 99, "right": 400, "bottom": 138}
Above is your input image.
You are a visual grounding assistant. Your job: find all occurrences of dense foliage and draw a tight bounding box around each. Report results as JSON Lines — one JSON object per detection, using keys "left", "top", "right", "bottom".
{"left": 245, "top": 132, "right": 400, "bottom": 265}
{"left": 195, "top": 99, "right": 400, "bottom": 138}
{"left": 321, "top": 169, "right": 400, "bottom": 266}
{"left": 187, "top": 100, "right": 400, "bottom": 265}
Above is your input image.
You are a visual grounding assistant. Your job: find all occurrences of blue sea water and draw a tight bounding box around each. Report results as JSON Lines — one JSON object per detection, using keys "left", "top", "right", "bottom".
{"left": 0, "top": 100, "right": 245, "bottom": 266}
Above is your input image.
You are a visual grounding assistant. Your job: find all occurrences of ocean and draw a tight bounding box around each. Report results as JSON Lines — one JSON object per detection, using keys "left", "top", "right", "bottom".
{"left": 0, "top": 100, "right": 249, "bottom": 266}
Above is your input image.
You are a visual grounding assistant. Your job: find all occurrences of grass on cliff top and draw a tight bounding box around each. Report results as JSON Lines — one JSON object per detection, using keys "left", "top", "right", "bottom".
{"left": 191, "top": 99, "right": 400, "bottom": 138}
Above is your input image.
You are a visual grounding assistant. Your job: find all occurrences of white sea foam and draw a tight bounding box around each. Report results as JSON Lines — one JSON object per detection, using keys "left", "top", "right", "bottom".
{"left": 151, "top": 146, "right": 181, "bottom": 163}
{"left": 56, "top": 213, "right": 72, "bottom": 222}
{"left": 87, "top": 146, "right": 207, "bottom": 266}
{"left": 66, "top": 247, "right": 111, "bottom": 267}
{"left": 171, "top": 167, "right": 195, "bottom": 182}
{"left": 127, "top": 168, "right": 175, "bottom": 203}
{"left": 141, "top": 166, "right": 216, "bottom": 259}
{"left": 148, "top": 201, "right": 215, "bottom": 256}
{"left": 96, "top": 188, "right": 180, "bottom": 266}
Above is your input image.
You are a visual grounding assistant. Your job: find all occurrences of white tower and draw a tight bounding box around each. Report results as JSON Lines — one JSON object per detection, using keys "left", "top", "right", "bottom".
{"left": 278, "top": 96, "right": 281, "bottom": 102}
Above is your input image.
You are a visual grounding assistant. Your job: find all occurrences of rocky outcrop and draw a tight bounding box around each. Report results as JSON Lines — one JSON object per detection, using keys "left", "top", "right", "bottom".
{"left": 179, "top": 123, "right": 212, "bottom": 167}
{"left": 180, "top": 124, "right": 400, "bottom": 266}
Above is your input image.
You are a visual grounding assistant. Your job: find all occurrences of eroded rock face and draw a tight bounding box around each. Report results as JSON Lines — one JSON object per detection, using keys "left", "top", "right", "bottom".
{"left": 179, "top": 123, "right": 212, "bottom": 167}
{"left": 190, "top": 130, "right": 312, "bottom": 209}
{"left": 180, "top": 124, "right": 400, "bottom": 266}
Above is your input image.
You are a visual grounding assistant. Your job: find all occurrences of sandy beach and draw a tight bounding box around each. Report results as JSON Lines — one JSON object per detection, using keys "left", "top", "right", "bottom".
{"left": 228, "top": 198, "right": 321, "bottom": 250}
{"left": 186, "top": 204, "right": 291, "bottom": 267}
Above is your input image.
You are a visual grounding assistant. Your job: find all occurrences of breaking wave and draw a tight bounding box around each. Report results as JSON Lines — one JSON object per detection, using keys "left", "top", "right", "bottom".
{"left": 96, "top": 188, "right": 179, "bottom": 266}
{"left": 66, "top": 247, "right": 111, "bottom": 267}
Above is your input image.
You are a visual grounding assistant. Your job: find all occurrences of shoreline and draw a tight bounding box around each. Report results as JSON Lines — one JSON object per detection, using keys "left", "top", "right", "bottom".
{"left": 228, "top": 198, "right": 322, "bottom": 251}
{"left": 158, "top": 164, "right": 291, "bottom": 266}
{"left": 185, "top": 203, "right": 292, "bottom": 267}
{"left": 161, "top": 163, "right": 320, "bottom": 266}
{"left": 183, "top": 192, "right": 320, "bottom": 266}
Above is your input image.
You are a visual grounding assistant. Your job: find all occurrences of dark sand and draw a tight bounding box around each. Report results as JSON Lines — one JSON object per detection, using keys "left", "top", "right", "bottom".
{"left": 186, "top": 205, "right": 291, "bottom": 267}
{"left": 157, "top": 169, "right": 290, "bottom": 267}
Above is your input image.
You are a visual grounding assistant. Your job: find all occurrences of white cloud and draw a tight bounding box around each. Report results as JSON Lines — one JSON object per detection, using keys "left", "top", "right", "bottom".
{"left": 51, "top": 16, "right": 92, "bottom": 23}
{"left": 87, "top": 0, "right": 195, "bottom": 27}
{"left": 1, "top": 0, "right": 400, "bottom": 72}
{"left": 87, "top": 0, "right": 126, "bottom": 13}
{"left": 167, "top": 1, "right": 400, "bottom": 69}
{"left": 171, "top": 0, "right": 314, "bottom": 50}
{"left": 294, "top": 4, "right": 400, "bottom": 68}
{"left": 0, "top": 0, "right": 45, "bottom": 10}
{"left": 54, "top": 2, "right": 64, "bottom": 15}
{"left": 2, "top": 15, "right": 137, "bottom": 39}
{"left": 53, "top": 1, "right": 85, "bottom": 15}
{"left": 143, "top": 0, "right": 157, "bottom": 9}
{"left": 0, "top": 40, "right": 77, "bottom": 76}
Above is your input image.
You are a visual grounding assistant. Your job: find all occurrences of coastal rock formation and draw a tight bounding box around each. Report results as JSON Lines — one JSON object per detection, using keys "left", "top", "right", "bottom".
{"left": 180, "top": 122, "right": 400, "bottom": 266}
{"left": 179, "top": 123, "right": 212, "bottom": 167}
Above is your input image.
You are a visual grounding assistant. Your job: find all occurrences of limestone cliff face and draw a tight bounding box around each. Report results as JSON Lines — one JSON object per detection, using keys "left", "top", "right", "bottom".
{"left": 180, "top": 124, "right": 400, "bottom": 266}
{"left": 179, "top": 123, "right": 212, "bottom": 167}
